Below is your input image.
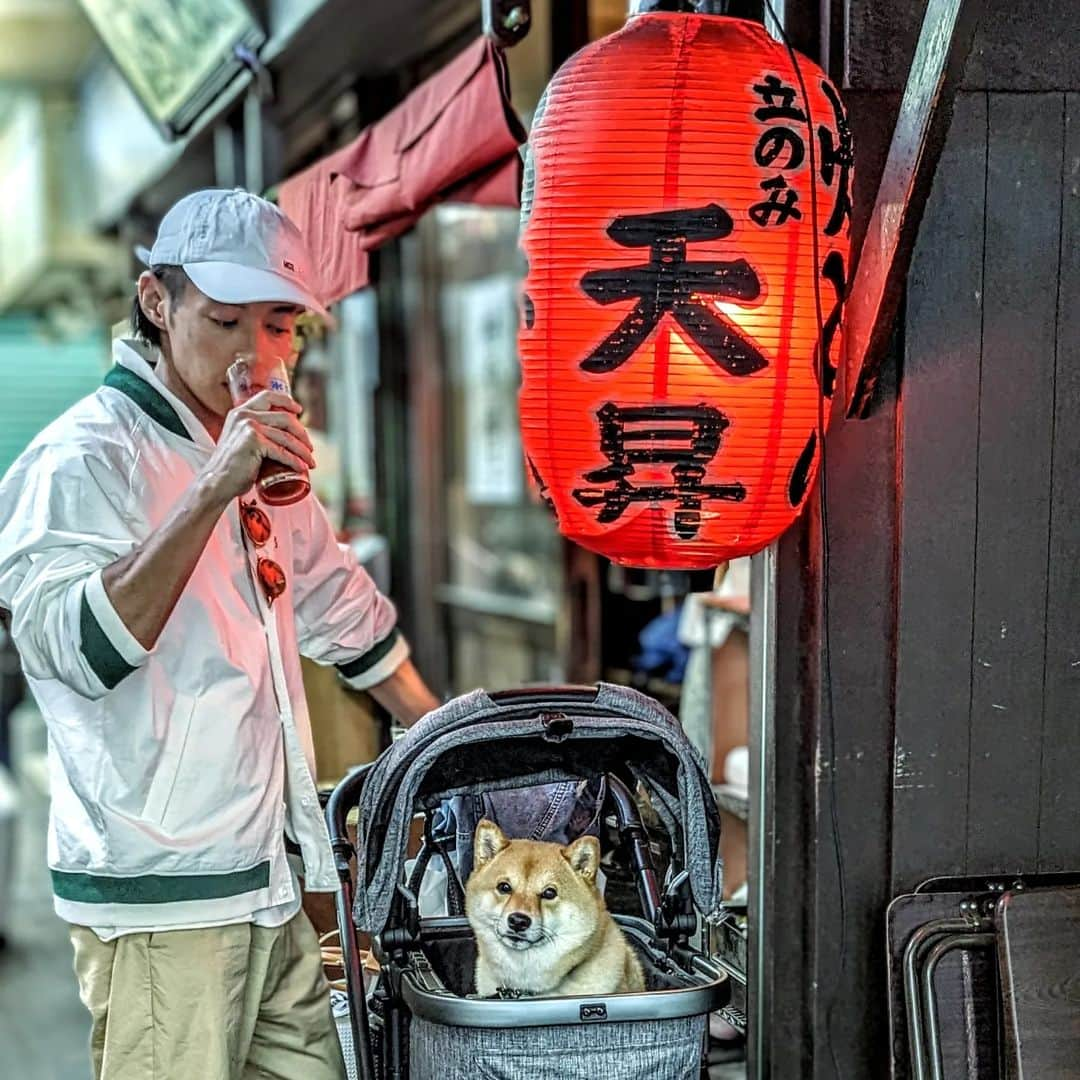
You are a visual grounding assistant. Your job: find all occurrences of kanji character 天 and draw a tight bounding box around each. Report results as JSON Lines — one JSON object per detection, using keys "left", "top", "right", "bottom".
{"left": 579, "top": 205, "right": 766, "bottom": 376}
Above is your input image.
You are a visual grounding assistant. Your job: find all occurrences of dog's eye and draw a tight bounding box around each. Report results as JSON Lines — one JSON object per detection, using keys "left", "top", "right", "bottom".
{"left": 496, "top": 881, "right": 513, "bottom": 895}
{"left": 540, "top": 886, "right": 558, "bottom": 901}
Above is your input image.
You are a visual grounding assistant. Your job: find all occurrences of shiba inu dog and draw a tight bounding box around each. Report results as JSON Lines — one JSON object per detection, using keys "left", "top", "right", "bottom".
{"left": 465, "top": 819, "right": 646, "bottom": 998}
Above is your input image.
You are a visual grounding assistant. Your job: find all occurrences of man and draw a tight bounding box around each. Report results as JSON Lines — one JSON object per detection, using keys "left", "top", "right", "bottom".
{"left": 0, "top": 188, "right": 440, "bottom": 1079}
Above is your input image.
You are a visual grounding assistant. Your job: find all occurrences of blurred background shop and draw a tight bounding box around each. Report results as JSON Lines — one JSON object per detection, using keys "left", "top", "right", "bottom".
{"left": 0, "top": 2, "right": 753, "bottom": 1075}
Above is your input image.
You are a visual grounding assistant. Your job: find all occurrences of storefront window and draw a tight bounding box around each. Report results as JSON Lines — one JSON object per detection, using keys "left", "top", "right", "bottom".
{"left": 305, "top": 289, "right": 391, "bottom": 597}
{"left": 330, "top": 290, "right": 380, "bottom": 534}
{"left": 432, "top": 205, "right": 562, "bottom": 690}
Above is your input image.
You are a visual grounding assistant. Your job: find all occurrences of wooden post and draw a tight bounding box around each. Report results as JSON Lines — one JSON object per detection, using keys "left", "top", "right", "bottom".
{"left": 844, "top": 0, "right": 984, "bottom": 418}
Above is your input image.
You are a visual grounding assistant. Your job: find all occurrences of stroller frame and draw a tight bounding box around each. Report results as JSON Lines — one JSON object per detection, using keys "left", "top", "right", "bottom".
{"left": 326, "top": 686, "right": 730, "bottom": 1080}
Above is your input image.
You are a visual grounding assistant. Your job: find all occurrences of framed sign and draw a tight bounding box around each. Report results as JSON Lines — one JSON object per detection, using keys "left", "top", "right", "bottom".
{"left": 76, "top": 0, "right": 265, "bottom": 138}
{"left": 443, "top": 275, "right": 524, "bottom": 507}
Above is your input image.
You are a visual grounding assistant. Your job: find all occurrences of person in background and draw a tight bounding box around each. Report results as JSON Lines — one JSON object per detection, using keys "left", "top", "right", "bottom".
{"left": 0, "top": 188, "right": 440, "bottom": 1080}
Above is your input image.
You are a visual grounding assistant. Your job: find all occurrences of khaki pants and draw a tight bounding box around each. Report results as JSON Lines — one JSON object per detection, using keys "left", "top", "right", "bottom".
{"left": 69, "top": 910, "right": 348, "bottom": 1080}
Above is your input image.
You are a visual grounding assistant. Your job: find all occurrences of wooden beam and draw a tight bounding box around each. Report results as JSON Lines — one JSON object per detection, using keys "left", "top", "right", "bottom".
{"left": 551, "top": 0, "right": 589, "bottom": 68}
{"left": 844, "top": 0, "right": 984, "bottom": 419}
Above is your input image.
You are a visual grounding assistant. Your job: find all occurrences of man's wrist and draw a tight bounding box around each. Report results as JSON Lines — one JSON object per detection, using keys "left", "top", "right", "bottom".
{"left": 192, "top": 469, "right": 233, "bottom": 516}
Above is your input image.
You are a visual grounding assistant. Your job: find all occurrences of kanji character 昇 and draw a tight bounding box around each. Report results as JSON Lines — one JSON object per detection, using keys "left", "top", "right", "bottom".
{"left": 572, "top": 403, "right": 746, "bottom": 540}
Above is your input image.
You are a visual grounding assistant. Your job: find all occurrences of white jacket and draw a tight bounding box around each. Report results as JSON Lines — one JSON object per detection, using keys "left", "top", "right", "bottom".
{"left": 0, "top": 340, "right": 408, "bottom": 930}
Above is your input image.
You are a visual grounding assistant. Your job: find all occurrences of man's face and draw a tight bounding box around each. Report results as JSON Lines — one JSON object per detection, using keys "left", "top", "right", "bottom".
{"left": 142, "top": 272, "right": 301, "bottom": 420}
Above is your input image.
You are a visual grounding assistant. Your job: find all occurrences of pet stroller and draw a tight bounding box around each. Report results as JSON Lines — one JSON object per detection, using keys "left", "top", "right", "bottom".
{"left": 326, "top": 684, "right": 730, "bottom": 1080}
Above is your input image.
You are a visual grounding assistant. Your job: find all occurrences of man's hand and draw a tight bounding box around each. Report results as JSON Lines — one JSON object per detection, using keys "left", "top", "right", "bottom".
{"left": 201, "top": 390, "right": 316, "bottom": 503}
{"left": 102, "top": 390, "right": 314, "bottom": 651}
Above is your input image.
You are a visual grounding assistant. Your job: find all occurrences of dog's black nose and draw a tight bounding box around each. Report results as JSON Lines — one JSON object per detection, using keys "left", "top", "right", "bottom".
{"left": 507, "top": 912, "right": 532, "bottom": 933}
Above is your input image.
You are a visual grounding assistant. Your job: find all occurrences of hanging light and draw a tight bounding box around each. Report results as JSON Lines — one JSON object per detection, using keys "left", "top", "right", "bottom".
{"left": 518, "top": 3, "right": 853, "bottom": 569}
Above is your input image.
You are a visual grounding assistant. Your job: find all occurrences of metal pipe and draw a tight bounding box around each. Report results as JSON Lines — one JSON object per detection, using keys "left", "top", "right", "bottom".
{"left": 326, "top": 765, "right": 372, "bottom": 871}
{"left": 901, "top": 918, "right": 977, "bottom": 1080}
{"left": 213, "top": 123, "right": 237, "bottom": 189}
{"left": 243, "top": 86, "right": 263, "bottom": 195}
{"left": 747, "top": 543, "right": 776, "bottom": 1079}
{"left": 902, "top": 917, "right": 994, "bottom": 1080}
{"left": 386, "top": 995, "right": 404, "bottom": 1080}
{"left": 325, "top": 766, "right": 376, "bottom": 1080}
{"left": 920, "top": 933, "right": 996, "bottom": 1080}
{"left": 334, "top": 876, "right": 376, "bottom": 1080}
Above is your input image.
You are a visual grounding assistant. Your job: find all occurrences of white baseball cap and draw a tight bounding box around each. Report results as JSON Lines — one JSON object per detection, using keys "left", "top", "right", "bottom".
{"left": 135, "top": 188, "right": 328, "bottom": 317}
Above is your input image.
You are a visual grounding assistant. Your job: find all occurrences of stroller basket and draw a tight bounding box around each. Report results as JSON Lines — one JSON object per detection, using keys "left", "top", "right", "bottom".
{"left": 404, "top": 916, "right": 724, "bottom": 1026}
{"left": 327, "top": 684, "right": 728, "bottom": 1080}
{"left": 400, "top": 916, "right": 727, "bottom": 1080}
{"left": 397, "top": 911, "right": 725, "bottom": 1080}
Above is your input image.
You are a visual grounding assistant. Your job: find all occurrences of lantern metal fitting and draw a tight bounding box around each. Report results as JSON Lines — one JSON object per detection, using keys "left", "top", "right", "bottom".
{"left": 628, "top": 1, "right": 730, "bottom": 14}
{"left": 483, "top": 0, "right": 532, "bottom": 47}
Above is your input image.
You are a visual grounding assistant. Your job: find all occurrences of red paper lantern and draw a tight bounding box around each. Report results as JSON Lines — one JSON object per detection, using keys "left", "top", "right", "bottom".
{"left": 518, "top": 12, "right": 852, "bottom": 569}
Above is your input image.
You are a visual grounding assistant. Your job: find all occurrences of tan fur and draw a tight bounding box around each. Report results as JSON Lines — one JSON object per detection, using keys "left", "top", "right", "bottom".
{"left": 465, "top": 819, "right": 646, "bottom": 998}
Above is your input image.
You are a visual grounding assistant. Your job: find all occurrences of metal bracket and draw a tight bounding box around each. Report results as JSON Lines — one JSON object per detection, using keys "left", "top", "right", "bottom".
{"left": 233, "top": 43, "right": 273, "bottom": 104}
{"left": 382, "top": 883, "right": 421, "bottom": 952}
{"left": 483, "top": 0, "right": 532, "bottom": 48}
{"left": 629, "top": 1, "right": 731, "bottom": 12}
{"left": 658, "top": 868, "right": 697, "bottom": 944}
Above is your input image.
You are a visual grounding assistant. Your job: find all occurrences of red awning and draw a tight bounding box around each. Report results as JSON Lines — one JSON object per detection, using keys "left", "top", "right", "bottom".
{"left": 280, "top": 37, "right": 526, "bottom": 306}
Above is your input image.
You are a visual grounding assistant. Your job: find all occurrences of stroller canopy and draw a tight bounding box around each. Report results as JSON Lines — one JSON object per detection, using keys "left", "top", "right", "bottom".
{"left": 353, "top": 683, "right": 722, "bottom": 937}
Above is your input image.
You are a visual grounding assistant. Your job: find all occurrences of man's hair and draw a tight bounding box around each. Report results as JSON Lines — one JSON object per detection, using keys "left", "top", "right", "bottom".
{"left": 130, "top": 265, "right": 189, "bottom": 348}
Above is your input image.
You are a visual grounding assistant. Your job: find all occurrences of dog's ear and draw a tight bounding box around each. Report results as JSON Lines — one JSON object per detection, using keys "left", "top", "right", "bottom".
{"left": 474, "top": 819, "right": 510, "bottom": 869}
{"left": 563, "top": 835, "right": 600, "bottom": 885}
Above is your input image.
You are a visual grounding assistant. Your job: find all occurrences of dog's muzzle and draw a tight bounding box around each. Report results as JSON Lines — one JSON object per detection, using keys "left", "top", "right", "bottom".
{"left": 499, "top": 913, "right": 544, "bottom": 949}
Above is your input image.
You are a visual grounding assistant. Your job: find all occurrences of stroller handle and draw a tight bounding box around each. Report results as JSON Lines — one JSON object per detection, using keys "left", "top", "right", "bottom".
{"left": 326, "top": 763, "right": 373, "bottom": 876}
{"left": 488, "top": 684, "right": 600, "bottom": 708}
{"left": 607, "top": 774, "right": 662, "bottom": 927}
{"left": 324, "top": 763, "right": 377, "bottom": 1080}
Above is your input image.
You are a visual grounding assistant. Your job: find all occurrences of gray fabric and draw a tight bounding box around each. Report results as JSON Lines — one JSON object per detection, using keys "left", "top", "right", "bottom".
{"left": 354, "top": 684, "right": 720, "bottom": 936}
{"left": 443, "top": 777, "right": 606, "bottom": 884}
{"left": 409, "top": 1014, "right": 706, "bottom": 1080}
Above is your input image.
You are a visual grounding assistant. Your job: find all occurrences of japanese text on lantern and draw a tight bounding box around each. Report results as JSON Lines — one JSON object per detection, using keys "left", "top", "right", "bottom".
{"left": 572, "top": 403, "right": 746, "bottom": 540}
{"left": 810, "top": 77, "right": 854, "bottom": 397}
{"left": 749, "top": 74, "right": 807, "bottom": 227}
{"left": 818, "top": 81, "right": 854, "bottom": 238}
{"left": 517, "top": 16, "right": 857, "bottom": 568}
{"left": 748, "top": 71, "right": 853, "bottom": 399}
{"left": 579, "top": 206, "right": 766, "bottom": 376}
{"left": 571, "top": 205, "right": 766, "bottom": 539}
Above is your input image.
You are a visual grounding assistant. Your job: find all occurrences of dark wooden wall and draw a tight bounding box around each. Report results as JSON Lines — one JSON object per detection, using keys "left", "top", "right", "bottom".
{"left": 759, "top": 3, "right": 1080, "bottom": 1077}
{"left": 895, "top": 88, "right": 1079, "bottom": 888}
